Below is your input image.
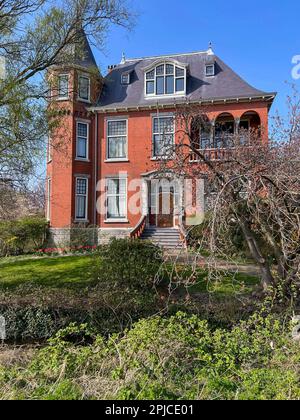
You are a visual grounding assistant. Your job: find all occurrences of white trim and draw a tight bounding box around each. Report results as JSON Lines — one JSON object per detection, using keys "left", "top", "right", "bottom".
{"left": 78, "top": 74, "right": 91, "bottom": 103}
{"left": 75, "top": 177, "right": 89, "bottom": 222}
{"left": 76, "top": 121, "right": 90, "bottom": 161}
{"left": 106, "top": 177, "right": 128, "bottom": 221}
{"left": 106, "top": 118, "right": 128, "bottom": 160}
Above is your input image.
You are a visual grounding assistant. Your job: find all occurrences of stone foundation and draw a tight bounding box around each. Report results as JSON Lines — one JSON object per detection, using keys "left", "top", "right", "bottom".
{"left": 48, "top": 227, "right": 131, "bottom": 248}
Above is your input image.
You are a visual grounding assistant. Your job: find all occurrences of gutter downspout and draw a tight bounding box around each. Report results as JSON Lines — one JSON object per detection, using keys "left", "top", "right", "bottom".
{"left": 94, "top": 112, "right": 98, "bottom": 229}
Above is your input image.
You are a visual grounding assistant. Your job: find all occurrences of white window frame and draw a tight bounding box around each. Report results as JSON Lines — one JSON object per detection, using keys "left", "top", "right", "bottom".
{"left": 47, "top": 137, "right": 52, "bottom": 163}
{"left": 105, "top": 177, "right": 128, "bottom": 222}
{"left": 78, "top": 75, "right": 91, "bottom": 102}
{"left": 76, "top": 120, "right": 89, "bottom": 161}
{"left": 121, "top": 73, "right": 130, "bottom": 85}
{"left": 205, "top": 64, "right": 215, "bottom": 77}
{"left": 145, "top": 62, "right": 186, "bottom": 98}
{"left": 75, "top": 177, "right": 88, "bottom": 222}
{"left": 46, "top": 178, "right": 51, "bottom": 221}
{"left": 106, "top": 119, "right": 128, "bottom": 161}
{"left": 152, "top": 115, "right": 175, "bottom": 159}
{"left": 57, "top": 74, "right": 69, "bottom": 100}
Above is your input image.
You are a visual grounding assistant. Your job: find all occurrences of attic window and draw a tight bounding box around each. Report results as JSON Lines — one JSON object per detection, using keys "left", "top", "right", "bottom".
{"left": 145, "top": 63, "right": 186, "bottom": 97}
{"left": 121, "top": 73, "right": 130, "bottom": 85}
{"left": 206, "top": 64, "right": 215, "bottom": 77}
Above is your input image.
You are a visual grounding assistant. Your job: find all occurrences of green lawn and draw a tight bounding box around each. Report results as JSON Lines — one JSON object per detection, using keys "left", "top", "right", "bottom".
{"left": 0, "top": 255, "right": 93, "bottom": 290}
{"left": 0, "top": 255, "right": 260, "bottom": 298}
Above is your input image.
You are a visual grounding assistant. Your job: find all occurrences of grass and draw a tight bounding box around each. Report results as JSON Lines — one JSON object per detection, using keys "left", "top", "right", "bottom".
{"left": 0, "top": 255, "right": 94, "bottom": 290}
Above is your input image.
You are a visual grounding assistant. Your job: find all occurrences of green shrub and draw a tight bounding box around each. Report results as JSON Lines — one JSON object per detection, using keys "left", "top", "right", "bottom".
{"left": 93, "top": 238, "right": 163, "bottom": 289}
{"left": 0, "top": 217, "right": 48, "bottom": 256}
{"left": 1, "top": 312, "right": 299, "bottom": 400}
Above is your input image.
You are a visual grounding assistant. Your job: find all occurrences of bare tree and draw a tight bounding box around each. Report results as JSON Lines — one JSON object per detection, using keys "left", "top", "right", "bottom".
{"left": 157, "top": 98, "right": 300, "bottom": 298}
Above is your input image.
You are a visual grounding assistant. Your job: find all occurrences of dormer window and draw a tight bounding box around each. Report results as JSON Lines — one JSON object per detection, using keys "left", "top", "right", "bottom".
{"left": 121, "top": 72, "right": 130, "bottom": 85}
{"left": 205, "top": 64, "right": 215, "bottom": 77}
{"left": 145, "top": 62, "right": 186, "bottom": 97}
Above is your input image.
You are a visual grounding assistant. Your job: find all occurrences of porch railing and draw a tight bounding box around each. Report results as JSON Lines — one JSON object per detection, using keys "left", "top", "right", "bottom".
{"left": 190, "top": 148, "right": 232, "bottom": 162}
{"left": 130, "top": 215, "right": 147, "bottom": 239}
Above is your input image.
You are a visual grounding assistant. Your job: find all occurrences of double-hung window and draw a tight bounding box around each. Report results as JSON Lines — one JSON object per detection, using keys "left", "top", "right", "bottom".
{"left": 107, "top": 120, "right": 127, "bottom": 160}
{"left": 78, "top": 75, "right": 90, "bottom": 101}
{"left": 106, "top": 178, "right": 127, "bottom": 220}
{"left": 58, "top": 74, "right": 69, "bottom": 99}
{"left": 76, "top": 122, "right": 89, "bottom": 160}
{"left": 75, "top": 178, "right": 88, "bottom": 221}
{"left": 152, "top": 116, "right": 175, "bottom": 157}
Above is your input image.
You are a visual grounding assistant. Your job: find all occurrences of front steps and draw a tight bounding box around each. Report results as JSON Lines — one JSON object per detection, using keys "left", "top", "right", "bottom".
{"left": 140, "top": 227, "right": 184, "bottom": 250}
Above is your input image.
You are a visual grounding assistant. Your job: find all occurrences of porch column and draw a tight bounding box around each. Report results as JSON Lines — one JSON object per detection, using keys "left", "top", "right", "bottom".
{"left": 141, "top": 178, "right": 149, "bottom": 218}
{"left": 234, "top": 117, "right": 240, "bottom": 134}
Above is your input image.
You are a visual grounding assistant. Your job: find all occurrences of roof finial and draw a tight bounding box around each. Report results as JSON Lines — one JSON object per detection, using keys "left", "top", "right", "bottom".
{"left": 121, "top": 52, "right": 126, "bottom": 64}
{"left": 207, "top": 42, "right": 214, "bottom": 55}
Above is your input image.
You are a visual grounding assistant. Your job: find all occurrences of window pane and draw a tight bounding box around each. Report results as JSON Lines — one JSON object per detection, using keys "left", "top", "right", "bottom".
{"left": 58, "top": 75, "right": 68, "bottom": 97}
{"left": 108, "top": 120, "right": 127, "bottom": 136}
{"left": 146, "top": 70, "right": 155, "bottom": 80}
{"left": 175, "top": 78, "right": 184, "bottom": 92}
{"left": 108, "top": 137, "right": 126, "bottom": 158}
{"left": 77, "top": 137, "right": 87, "bottom": 158}
{"left": 146, "top": 81, "right": 155, "bottom": 94}
{"left": 77, "top": 123, "right": 87, "bottom": 138}
{"left": 160, "top": 117, "right": 174, "bottom": 133}
{"left": 79, "top": 77, "right": 90, "bottom": 100}
{"left": 76, "top": 196, "right": 86, "bottom": 219}
{"left": 166, "top": 64, "right": 174, "bottom": 75}
{"left": 156, "top": 76, "right": 164, "bottom": 95}
{"left": 166, "top": 76, "right": 174, "bottom": 94}
{"left": 176, "top": 67, "right": 185, "bottom": 77}
{"left": 206, "top": 65, "right": 215, "bottom": 76}
{"left": 154, "top": 134, "right": 163, "bottom": 156}
{"left": 76, "top": 179, "right": 87, "bottom": 195}
{"left": 156, "top": 65, "right": 164, "bottom": 75}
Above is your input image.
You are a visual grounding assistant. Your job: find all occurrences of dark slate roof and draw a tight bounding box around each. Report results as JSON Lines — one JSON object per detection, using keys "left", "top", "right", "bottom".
{"left": 97, "top": 51, "right": 275, "bottom": 110}
{"left": 73, "top": 29, "right": 98, "bottom": 71}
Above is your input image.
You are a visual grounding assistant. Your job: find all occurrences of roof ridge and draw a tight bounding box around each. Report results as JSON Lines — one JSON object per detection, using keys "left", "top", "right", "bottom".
{"left": 124, "top": 50, "right": 208, "bottom": 63}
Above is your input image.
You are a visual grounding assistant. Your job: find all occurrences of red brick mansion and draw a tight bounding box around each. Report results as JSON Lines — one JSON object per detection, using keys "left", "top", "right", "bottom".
{"left": 46, "top": 33, "right": 275, "bottom": 247}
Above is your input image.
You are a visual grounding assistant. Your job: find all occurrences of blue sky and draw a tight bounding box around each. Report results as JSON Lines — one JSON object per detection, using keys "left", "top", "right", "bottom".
{"left": 92, "top": 0, "right": 300, "bottom": 119}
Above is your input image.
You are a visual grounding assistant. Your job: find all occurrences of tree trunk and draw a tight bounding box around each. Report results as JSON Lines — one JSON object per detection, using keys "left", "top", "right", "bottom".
{"left": 238, "top": 217, "right": 275, "bottom": 291}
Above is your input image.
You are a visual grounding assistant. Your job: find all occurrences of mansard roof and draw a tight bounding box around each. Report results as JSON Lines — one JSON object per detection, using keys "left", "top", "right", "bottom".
{"left": 96, "top": 50, "right": 275, "bottom": 111}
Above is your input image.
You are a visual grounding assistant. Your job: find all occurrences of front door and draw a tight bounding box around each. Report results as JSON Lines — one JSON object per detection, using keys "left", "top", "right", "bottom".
{"left": 157, "top": 187, "right": 174, "bottom": 228}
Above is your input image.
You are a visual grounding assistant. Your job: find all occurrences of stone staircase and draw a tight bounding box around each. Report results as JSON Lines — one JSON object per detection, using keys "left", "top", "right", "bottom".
{"left": 140, "top": 227, "right": 184, "bottom": 250}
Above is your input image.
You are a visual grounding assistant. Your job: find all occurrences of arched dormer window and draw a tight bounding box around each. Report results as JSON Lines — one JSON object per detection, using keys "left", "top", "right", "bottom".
{"left": 144, "top": 60, "right": 187, "bottom": 97}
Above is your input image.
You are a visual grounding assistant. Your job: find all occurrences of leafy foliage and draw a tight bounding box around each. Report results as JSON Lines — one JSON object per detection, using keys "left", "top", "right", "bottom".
{"left": 0, "top": 217, "right": 47, "bottom": 256}
{"left": 0, "top": 312, "right": 299, "bottom": 400}
{"left": 92, "top": 239, "right": 164, "bottom": 289}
